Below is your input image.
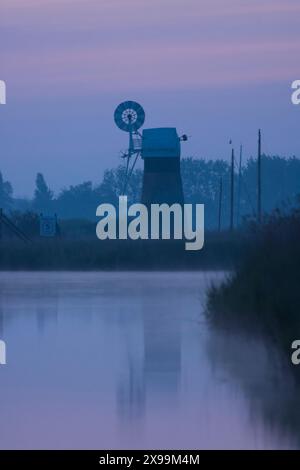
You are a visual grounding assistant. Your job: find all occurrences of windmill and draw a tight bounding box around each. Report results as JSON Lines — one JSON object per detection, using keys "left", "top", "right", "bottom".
{"left": 114, "top": 101, "right": 187, "bottom": 206}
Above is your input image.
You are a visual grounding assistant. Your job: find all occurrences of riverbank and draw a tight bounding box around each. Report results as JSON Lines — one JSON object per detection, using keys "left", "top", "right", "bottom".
{"left": 206, "top": 211, "right": 300, "bottom": 359}
{"left": 0, "top": 232, "right": 245, "bottom": 270}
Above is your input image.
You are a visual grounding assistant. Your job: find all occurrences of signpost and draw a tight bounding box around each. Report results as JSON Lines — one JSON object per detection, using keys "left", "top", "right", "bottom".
{"left": 39, "top": 214, "right": 57, "bottom": 237}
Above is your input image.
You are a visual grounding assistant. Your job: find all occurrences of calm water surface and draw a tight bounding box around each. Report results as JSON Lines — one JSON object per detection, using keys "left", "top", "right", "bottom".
{"left": 0, "top": 271, "right": 297, "bottom": 449}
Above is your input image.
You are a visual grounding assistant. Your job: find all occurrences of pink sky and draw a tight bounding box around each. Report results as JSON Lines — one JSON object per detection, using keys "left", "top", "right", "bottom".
{"left": 0, "top": 0, "right": 300, "bottom": 195}
{"left": 2, "top": 0, "right": 300, "bottom": 93}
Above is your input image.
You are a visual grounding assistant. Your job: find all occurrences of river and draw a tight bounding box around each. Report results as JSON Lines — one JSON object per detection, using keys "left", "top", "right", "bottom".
{"left": 0, "top": 271, "right": 297, "bottom": 449}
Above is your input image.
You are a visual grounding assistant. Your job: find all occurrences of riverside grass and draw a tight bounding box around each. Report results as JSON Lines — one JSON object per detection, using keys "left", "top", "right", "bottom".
{"left": 206, "top": 210, "right": 300, "bottom": 356}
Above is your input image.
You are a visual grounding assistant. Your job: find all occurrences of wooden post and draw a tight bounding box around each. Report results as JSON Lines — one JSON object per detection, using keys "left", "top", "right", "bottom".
{"left": 237, "top": 144, "right": 243, "bottom": 226}
{"left": 257, "top": 129, "right": 262, "bottom": 224}
{"left": 0, "top": 208, "right": 2, "bottom": 241}
{"left": 218, "top": 177, "right": 223, "bottom": 232}
{"left": 230, "top": 148, "right": 234, "bottom": 231}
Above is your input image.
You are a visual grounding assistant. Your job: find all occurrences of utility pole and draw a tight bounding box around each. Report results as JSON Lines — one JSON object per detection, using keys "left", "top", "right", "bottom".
{"left": 218, "top": 177, "right": 223, "bottom": 232}
{"left": 230, "top": 147, "right": 234, "bottom": 231}
{"left": 257, "top": 129, "right": 262, "bottom": 224}
{"left": 237, "top": 144, "right": 243, "bottom": 226}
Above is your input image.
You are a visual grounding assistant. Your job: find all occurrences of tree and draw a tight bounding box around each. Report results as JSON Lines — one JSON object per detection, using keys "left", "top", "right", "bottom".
{"left": 33, "top": 173, "right": 53, "bottom": 213}
{"left": 96, "top": 165, "right": 142, "bottom": 205}
{"left": 56, "top": 181, "right": 98, "bottom": 219}
{"left": 181, "top": 157, "right": 231, "bottom": 229}
{"left": 0, "top": 171, "right": 13, "bottom": 209}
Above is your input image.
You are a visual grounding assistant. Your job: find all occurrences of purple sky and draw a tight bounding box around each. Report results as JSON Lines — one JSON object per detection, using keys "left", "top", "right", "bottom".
{"left": 1, "top": 0, "right": 300, "bottom": 196}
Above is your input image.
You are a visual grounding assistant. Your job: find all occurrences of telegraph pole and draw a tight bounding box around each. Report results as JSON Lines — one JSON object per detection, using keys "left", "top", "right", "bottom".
{"left": 218, "top": 177, "right": 223, "bottom": 232}
{"left": 230, "top": 147, "right": 234, "bottom": 231}
{"left": 257, "top": 129, "right": 262, "bottom": 224}
{"left": 237, "top": 144, "right": 243, "bottom": 226}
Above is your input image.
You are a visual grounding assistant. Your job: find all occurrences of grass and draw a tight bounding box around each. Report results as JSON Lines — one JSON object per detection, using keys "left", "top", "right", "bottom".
{"left": 0, "top": 231, "right": 244, "bottom": 270}
{"left": 206, "top": 211, "right": 300, "bottom": 354}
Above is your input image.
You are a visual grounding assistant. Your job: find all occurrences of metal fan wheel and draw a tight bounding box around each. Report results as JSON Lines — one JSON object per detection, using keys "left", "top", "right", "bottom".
{"left": 114, "top": 101, "right": 145, "bottom": 132}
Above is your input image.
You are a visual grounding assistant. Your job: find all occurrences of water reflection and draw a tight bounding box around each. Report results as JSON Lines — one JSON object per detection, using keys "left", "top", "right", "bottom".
{"left": 36, "top": 292, "right": 58, "bottom": 335}
{"left": 205, "top": 328, "right": 300, "bottom": 449}
{"left": 0, "top": 271, "right": 297, "bottom": 449}
{"left": 117, "top": 312, "right": 145, "bottom": 422}
{"left": 117, "top": 283, "right": 181, "bottom": 423}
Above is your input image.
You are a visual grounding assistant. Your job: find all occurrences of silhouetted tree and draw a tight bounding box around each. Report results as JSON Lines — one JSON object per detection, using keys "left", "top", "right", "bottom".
{"left": 96, "top": 165, "right": 142, "bottom": 205}
{"left": 182, "top": 155, "right": 300, "bottom": 229}
{"left": 0, "top": 172, "right": 13, "bottom": 209}
{"left": 11, "top": 197, "right": 32, "bottom": 212}
{"left": 56, "top": 181, "right": 100, "bottom": 219}
{"left": 181, "top": 158, "right": 231, "bottom": 229}
{"left": 5, "top": 156, "right": 300, "bottom": 228}
{"left": 33, "top": 173, "right": 53, "bottom": 213}
{"left": 241, "top": 155, "right": 300, "bottom": 216}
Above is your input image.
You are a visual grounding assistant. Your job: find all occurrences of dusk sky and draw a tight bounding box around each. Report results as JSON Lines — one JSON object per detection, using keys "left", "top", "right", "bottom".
{"left": 1, "top": 0, "right": 300, "bottom": 196}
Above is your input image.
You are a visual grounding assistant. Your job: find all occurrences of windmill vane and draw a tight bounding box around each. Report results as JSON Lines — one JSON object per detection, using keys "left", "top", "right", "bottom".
{"left": 114, "top": 101, "right": 145, "bottom": 133}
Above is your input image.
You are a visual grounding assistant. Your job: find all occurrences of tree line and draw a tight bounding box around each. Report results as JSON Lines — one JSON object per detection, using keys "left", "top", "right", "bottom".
{"left": 1, "top": 155, "right": 300, "bottom": 230}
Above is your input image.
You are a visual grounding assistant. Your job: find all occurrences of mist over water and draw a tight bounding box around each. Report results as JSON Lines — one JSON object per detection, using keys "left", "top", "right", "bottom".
{"left": 0, "top": 271, "right": 297, "bottom": 449}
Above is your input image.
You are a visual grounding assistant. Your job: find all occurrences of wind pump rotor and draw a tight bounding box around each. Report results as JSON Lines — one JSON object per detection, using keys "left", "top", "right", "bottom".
{"left": 114, "top": 101, "right": 145, "bottom": 194}
{"left": 114, "top": 101, "right": 145, "bottom": 133}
